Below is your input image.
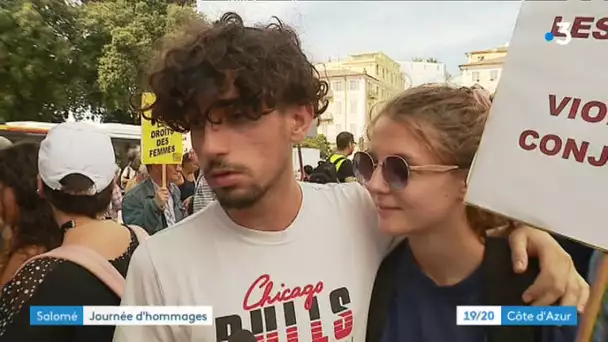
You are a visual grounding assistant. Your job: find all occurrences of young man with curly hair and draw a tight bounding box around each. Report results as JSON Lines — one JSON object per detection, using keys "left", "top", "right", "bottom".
{"left": 115, "top": 13, "right": 587, "bottom": 342}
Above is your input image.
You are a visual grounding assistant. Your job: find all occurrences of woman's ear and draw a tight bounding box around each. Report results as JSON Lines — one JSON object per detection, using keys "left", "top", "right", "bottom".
{"left": 456, "top": 170, "right": 468, "bottom": 201}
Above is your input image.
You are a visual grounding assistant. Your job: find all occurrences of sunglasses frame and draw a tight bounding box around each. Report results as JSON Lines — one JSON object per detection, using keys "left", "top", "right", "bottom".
{"left": 353, "top": 151, "right": 459, "bottom": 190}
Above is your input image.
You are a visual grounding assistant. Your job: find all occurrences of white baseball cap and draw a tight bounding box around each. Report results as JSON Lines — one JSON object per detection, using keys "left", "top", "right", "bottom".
{"left": 39, "top": 122, "right": 116, "bottom": 195}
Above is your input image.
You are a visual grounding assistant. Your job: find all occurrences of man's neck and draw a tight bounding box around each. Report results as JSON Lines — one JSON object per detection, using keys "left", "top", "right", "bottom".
{"left": 408, "top": 213, "right": 485, "bottom": 286}
{"left": 226, "top": 168, "right": 302, "bottom": 232}
{"left": 335, "top": 149, "right": 349, "bottom": 156}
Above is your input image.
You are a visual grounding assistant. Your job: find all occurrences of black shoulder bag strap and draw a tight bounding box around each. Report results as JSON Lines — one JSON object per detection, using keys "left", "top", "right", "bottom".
{"left": 366, "top": 241, "right": 406, "bottom": 342}
{"left": 483, "top": 237, "right": 541, "bottom": 342}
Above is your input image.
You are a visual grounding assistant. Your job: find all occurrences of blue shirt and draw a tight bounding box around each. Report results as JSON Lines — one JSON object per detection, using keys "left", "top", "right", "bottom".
{"left": 381, "top": 243, "right": 576, "bottom": 342}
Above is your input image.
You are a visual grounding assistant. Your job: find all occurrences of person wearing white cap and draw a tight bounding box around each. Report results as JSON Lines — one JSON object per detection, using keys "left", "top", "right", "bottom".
{"left": 0, "top": 136, "right": 12, "bottom": 150}
{"left": 0, "top": 122, "right": 146, "bottom": 342}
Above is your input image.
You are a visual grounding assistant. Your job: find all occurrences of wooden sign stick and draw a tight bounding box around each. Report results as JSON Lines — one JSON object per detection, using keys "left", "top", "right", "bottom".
{"left": 161, "top": 164, "right": 167, "bottom": 188}
{"left": 297, "top": 144, "right": 305, "bottom": 181}
{"left": 577, "top": 252, "right": 608, "bottom": 342}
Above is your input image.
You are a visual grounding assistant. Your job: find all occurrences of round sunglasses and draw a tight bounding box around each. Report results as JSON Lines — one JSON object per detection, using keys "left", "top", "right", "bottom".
{"left": 353, "top": 151, "right": 459, "bottom": 190}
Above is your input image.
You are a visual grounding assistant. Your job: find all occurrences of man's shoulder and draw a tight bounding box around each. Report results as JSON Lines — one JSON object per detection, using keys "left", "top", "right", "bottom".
{"left": 300, "top": 181, "right": 374, "bottom": 214}
{"left": 124, "top": 180, "right": 151, "bottom": 198}
{"left": 301, "top": 180, "right": 364, "bottom": 196}
{"left": 145, "top": 202, "right": 220, "bottom": 246}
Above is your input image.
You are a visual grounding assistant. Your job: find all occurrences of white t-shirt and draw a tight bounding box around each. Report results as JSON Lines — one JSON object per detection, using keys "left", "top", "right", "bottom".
{"left": 114, "top": 182, "right": 392, "bottom": 342}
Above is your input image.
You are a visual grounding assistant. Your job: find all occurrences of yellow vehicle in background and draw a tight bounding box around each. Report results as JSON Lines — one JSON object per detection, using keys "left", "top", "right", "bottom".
{"left": 0, "top": 121, "right": 141, "bottom": 165}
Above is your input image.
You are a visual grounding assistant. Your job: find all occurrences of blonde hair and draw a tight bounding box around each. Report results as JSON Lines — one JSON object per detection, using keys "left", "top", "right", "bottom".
{"left": 368, "top": 84, "right": 510, "bottom": 234}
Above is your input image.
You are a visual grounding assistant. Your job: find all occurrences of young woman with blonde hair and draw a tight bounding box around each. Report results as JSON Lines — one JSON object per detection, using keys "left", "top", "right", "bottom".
{"left": 360, "top": 85, "right": 579, "bottom": 342}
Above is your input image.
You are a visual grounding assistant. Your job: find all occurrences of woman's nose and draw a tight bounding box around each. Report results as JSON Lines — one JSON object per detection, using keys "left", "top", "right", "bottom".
{"left": 366, "top": 166, "right": 390, "bottom": 195}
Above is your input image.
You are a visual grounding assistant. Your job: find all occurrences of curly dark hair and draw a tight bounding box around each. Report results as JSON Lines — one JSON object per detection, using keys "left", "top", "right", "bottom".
{"left": 143, "top": 12, "right": 329, "bottom": 132}
{"left": 0, "top": 142, "right": 62, "bottom": 254}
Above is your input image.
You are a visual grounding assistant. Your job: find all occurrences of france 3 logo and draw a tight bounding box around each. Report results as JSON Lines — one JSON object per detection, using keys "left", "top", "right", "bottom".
{"left": 545, "top": 21, "right": 572, "bottom": 45}
{"left": 545, "top": 16, "right": 608, "bottom": 45}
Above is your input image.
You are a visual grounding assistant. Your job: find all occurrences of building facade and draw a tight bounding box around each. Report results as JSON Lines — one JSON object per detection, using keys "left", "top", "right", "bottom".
{"left": 314, "top": 52, "right": 405, "bottom": 146}
{"left": 399, "top": 61, "right": 448, "bottom": 87}
{"left": 458, "top": 46, "right": 507, "bottom": 93}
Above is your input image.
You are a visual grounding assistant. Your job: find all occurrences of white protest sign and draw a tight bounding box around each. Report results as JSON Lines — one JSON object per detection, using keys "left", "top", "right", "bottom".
{"left": 465, "top": 0, "right": 608, "bottom": 250}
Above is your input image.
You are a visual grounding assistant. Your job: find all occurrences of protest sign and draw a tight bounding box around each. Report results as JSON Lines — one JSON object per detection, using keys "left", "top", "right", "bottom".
{"left": 465, "top": 0, "right": 608, "bottom": 250}
{"left": 140, "top": 93, "right": 184, "bottom": 165}
{"left": 464, "top": 2, "right": 608, "bottom": 339}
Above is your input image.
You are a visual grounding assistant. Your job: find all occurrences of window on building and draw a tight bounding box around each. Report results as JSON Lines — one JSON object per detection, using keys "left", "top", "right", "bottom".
{"left": 332, "top": 81, "right": 343, "bottom": 91}
{"left": 335, "top": 101, "right": 343, "bottom": 116}
{"left": 490, "top": 70, "right": 498, "bottom": 81}
{"left": 349, "top": 80, "right": 359, "bottom": 91}
{"left": 349, "top": 124, "right": 357, "bottom": 137}
{"left": 336, "top": 124, "right": 342, "bottom": 133}
{"left": 472, "top": 71, "right": 480, "bottom": 82}
{"left": 349, "top": 99, "right": 358, "bottom": 114}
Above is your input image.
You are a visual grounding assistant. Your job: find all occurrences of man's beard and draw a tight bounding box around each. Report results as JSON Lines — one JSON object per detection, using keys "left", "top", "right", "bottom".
{"left": 206, "top": 154, "right": 289, "bottom": 210}
{"left": 214, "top": 183, "right": 270, "bottom": 210}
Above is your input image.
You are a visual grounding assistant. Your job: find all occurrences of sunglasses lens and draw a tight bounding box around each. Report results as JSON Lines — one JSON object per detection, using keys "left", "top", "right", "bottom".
{"left": 383, "top": 156, "right": 410, "bottom": 190}
{"left": 353, "top": 152, "right": 374, "bottom": 182}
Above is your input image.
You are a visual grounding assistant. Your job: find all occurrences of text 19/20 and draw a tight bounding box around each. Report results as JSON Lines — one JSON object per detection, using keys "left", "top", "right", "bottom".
{"left": 464, "top": 311, "right": 495, "bottom": 321}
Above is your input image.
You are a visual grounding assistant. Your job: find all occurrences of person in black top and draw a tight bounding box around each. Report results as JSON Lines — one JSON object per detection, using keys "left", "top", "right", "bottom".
{"left": 0, "top": 122, "right": 139, "bottom": 342}
{"left": 178, "top": 150, "right": 199, "bottom": 202}
{"left": 328, "top": 131, "right": 357, "bottom": 182}
{"left": 358, "top": 86, "right": 584, "bottom": 342}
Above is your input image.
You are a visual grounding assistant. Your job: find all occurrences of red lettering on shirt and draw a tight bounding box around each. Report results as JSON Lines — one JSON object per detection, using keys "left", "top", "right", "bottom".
{"left": 243, "top": 274, "right": 324, "bottom": 311}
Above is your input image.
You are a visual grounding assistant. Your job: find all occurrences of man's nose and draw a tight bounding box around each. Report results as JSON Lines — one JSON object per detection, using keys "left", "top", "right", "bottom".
{"left": 196, "top": 124, "right": 230, "bottom": 159}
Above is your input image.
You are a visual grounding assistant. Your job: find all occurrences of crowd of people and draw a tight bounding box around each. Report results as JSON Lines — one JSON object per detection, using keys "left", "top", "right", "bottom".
{"left": 108, "top": 147, "right": 216, "bottom": 235}
{"left": 0, "top": 10, "right": 604, "bottom": 342}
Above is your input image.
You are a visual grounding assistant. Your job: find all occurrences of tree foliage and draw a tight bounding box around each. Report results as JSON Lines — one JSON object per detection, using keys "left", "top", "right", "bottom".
{"left": 412, "top": 57, "right": 439, "bottom": 63}
{"left": 301, "top": 134, "right": 332, "bottom": 159}
{"left": 0, "top": 0, "right": 203, "bottom": 123}
{"left": 0, "top": 0, "right": 85, "bottom": 121}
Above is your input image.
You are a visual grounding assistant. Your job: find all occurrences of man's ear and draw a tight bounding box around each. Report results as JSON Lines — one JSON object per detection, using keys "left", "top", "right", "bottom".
{"left": 290, "top": 104, "right": 314, "bottom": 144}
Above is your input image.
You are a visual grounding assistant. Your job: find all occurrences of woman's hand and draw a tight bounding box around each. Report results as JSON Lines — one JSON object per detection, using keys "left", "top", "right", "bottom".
{"left": 508, "top": 226, "right": 589, "bottom": 312}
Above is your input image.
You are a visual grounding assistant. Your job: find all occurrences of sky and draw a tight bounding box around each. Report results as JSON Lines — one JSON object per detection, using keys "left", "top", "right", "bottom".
{"left": 196, "top": 1, "right": 522, "bottom": 75}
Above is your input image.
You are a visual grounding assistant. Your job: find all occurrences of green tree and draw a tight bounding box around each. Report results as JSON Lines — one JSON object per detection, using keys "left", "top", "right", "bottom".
{"left": 301, "top": 134, "right": 332, "bottom": 159}
{"left": 0, "top": 0, "right": 90, "bottom": 121}
{"left": 0, "top": 0, "right": 203, "bottom": 123}
{"left": 79, "top": 0, "right": 203, "bottom": 124}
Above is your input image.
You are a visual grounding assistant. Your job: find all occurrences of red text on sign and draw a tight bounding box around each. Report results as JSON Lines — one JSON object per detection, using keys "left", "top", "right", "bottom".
{"left": 551, "top": 16, "right": 608, "bottom": 40}
{"left": 518, "top": 130, "right": 608, "bottom": 167}
{"left": 549, "top": 94, "right": 607, "bottom": 124}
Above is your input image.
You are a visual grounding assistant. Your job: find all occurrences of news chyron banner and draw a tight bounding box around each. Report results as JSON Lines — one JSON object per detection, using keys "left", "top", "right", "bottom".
{"left": 465, "top": 0, "right": 608, "bottom": 250}
{"left": 456, "top": 306, "right": 577, "bottom": 326}
{"left": 141, "top": 92, "right": 184, "bottom": 165}
{"left": 30, "top": 306, "right": 212, "bottom": 326}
